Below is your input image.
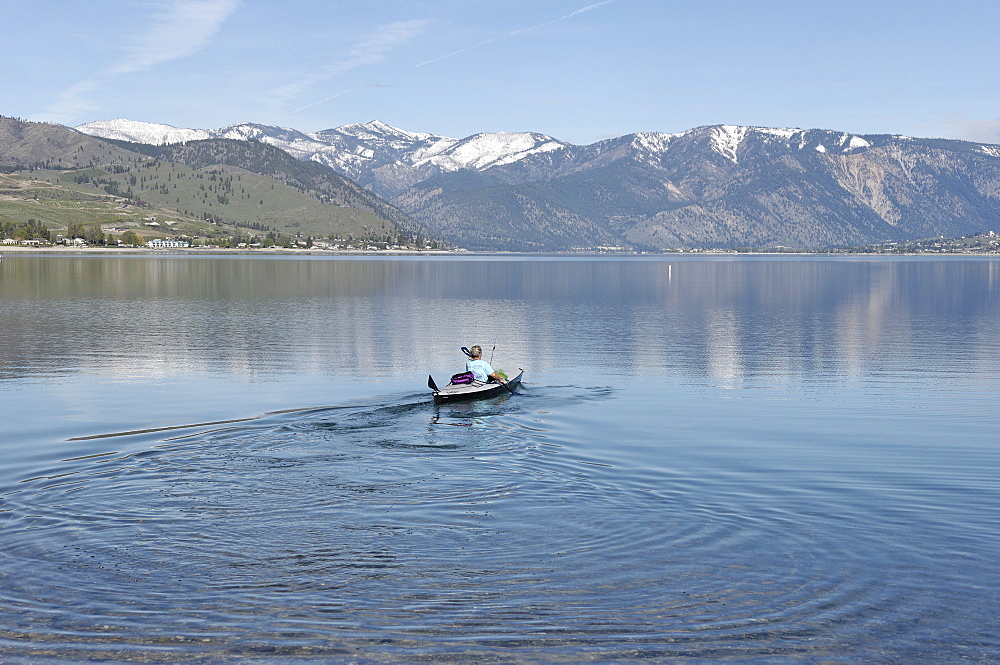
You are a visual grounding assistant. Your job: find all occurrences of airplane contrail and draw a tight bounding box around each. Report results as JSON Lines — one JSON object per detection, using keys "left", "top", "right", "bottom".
{"left": 285, "top": 1, "right": 620, "bottom": 120}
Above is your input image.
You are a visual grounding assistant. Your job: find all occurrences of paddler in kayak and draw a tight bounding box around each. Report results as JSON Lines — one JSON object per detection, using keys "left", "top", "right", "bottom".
{"left": 466, "top": 345, "right": 507, "bottom": 384}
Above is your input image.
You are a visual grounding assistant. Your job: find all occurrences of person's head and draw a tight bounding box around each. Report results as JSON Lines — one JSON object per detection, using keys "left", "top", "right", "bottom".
{"left": 470, "top": 345, "right": 483, "bottom": 359}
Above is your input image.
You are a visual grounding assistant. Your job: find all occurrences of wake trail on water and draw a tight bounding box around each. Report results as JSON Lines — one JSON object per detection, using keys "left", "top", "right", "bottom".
{"left": 65, "top": 405, "right": 355, "bottom": 442}
{"left": 0, "top": 383, "right": 938, "bottom": 662}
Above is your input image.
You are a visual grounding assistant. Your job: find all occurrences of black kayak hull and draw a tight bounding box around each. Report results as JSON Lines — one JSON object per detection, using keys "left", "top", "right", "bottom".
{"left": 431, "top": 370, "right": 523, "bottom": 404}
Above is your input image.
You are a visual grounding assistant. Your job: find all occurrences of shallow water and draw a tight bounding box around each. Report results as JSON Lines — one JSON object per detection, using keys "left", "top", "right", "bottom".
{"left": 1, "top": 254, "right": 998, "bottom": 662}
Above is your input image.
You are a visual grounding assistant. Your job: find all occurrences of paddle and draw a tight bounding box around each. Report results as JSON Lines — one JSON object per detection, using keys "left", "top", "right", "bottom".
{"left": 428, "top": 375, "right": 439, "bottom": 391}
{"left": 491, "top": 367, "right": 518, "bottom": 395}
{"left": 461, "top": 346, "right": 472, "bottom": 358}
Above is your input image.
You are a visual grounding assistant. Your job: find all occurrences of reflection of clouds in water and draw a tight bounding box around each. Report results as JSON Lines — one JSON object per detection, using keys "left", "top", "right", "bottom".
{"left": 706, "top": 311, "right": 743, "bottom": 388}
{"left": 835, "top": 267, "right": 898, "bottom": 379}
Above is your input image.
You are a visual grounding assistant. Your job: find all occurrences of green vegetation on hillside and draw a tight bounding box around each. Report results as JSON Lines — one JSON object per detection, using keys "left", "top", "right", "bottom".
{"left": 0, "top": 169, "right": 425, "bottom": 248}
{"left": 0, "top": 115, "right": 441, "bottom": 249}
{"left": 118, "top": 137, "right": 421, "bottom": 235}
{"left": 59, "top": 160, "right": 399, "bottom": 238}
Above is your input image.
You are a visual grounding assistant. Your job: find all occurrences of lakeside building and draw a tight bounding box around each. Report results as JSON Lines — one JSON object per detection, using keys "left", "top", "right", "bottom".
{"left": 146, "top": 239, "right": 190, "bottom": 249}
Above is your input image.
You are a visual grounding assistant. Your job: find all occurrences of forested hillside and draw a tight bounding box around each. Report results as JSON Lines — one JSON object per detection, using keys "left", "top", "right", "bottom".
{"left": 0, "top": 116, "right": 428, "bottom": 247}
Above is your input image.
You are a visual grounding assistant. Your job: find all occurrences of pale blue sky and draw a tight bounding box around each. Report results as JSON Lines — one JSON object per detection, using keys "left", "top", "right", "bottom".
{"left": 5, "top": 0, "right": 1000, "bottom": 144}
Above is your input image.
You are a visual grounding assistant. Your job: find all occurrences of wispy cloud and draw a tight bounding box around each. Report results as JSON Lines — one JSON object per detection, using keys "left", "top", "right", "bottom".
{"left": 108, "top": 0, "right": 241, "bottom": 75}
{"left": 414, "top": 0, "right": 620, "bottom": 69}
{"left": 277, "top": 20, "right": 430, "bottom": 115}
{"left": 45, "top": 80, "right": 103, "bottom": 122}
{"left": 43, "top": 0, "right": 240, "bottom": 123}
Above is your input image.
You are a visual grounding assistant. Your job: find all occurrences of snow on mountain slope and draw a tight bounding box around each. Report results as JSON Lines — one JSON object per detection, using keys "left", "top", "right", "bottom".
{"left": 307, "top": 121, "right": 459, "bottom": 178}
{"left": 710, "top": 125, "right": 752, "bottom": 163}
{"left": 76, "top": 119, "right": 567, "bottom": 175}
{"left": 330, "top": 120, "right": 440, "bottom": 145}
{"left": 631, "top": 132, "right": 685, "bottom": 153}
{"left": 692, "top": 125, "right": 874, "bottom": 164}
{"left": 75, "top": 118, "right": 878, "bottom": 193}
{"left": 420, "top": 132, "right": 567, "bottom": 171}
{"left": 304, "top": 123, "right": 567, "bottom": 173}
{"left": 75, "top": 119, "right": 211, "bottom": 145}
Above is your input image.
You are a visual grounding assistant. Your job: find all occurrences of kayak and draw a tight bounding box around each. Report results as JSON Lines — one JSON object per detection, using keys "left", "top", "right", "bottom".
{"left": 429, "top": 369, "right": 523, "bottom": 404}
{"left": 429, "top": 369, "right": 524, "bottom": 404}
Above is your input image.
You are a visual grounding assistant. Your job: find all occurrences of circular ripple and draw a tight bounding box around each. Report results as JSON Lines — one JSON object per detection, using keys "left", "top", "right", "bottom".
{"left": 0, "top": 388, "right": 929, "bottom": 661}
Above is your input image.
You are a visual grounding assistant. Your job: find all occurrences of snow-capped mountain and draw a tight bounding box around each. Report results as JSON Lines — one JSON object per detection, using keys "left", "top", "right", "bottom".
{"left": 73, "top": 117, "right": 1000, "bottom": 251}
{"left": 77, "top": 119, "right": 873, "bottom": 185}
{"left": 76, "top": 119, "right": 213, "bottom": 145}
{"left": 78, "top": 118, "right": 889, "bottom": 205}
{"left": 77, "top": 119, "right": 569, "bottom": 197}
{"left": 387, "top": 124, "right": 1000, "bottom": 251}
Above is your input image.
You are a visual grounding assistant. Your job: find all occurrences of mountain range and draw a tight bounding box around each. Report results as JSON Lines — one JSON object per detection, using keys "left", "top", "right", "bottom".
{"left": 0, "top": 116, "right": 425, "bottom": 245}
{"left": 64, "top": 118, "right": 1000, "bottom": 251}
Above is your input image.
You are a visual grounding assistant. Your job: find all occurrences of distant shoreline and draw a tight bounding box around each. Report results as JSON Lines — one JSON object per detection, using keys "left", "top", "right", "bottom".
{"left": 0, "top": 245, "right": 462, "bottom": 257}
{"left": 3, "top": 246, "right": 1000, "bottom": 258}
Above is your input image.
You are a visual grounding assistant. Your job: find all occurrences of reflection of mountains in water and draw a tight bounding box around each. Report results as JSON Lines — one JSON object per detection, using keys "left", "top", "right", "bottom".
{"left": 2, "top": 256, "right": 998, "bottom": 383}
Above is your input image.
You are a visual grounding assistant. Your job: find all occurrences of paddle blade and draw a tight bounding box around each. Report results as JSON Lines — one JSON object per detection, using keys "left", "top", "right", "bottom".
{"left": 428, "top": 375, "right": 439, "bottom": 391}
{"left": 461, "top": 346, "right": 472, "bottom": 358}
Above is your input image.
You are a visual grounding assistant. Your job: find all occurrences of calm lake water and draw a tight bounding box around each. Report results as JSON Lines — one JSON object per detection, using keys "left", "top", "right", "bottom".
{"left": 1, "top": 253, "right": 998, "bottom": 663}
